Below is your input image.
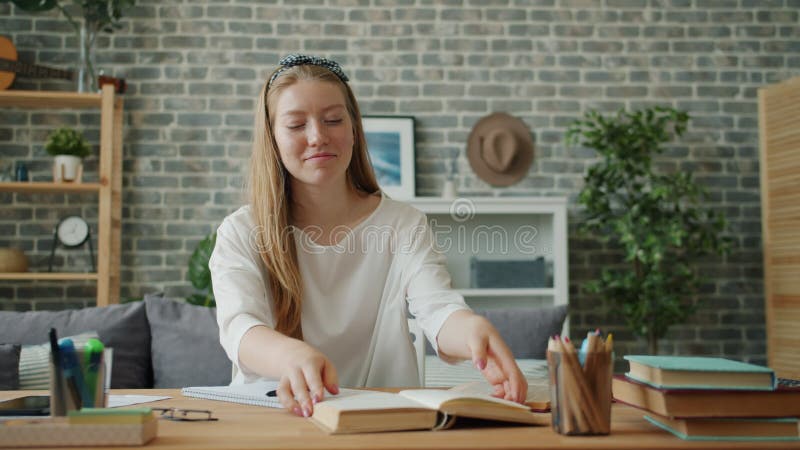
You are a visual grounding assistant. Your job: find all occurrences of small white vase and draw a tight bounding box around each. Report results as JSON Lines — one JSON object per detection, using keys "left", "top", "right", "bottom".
{"left": 442, "top": 179, "right": 457, "bottom": 199}
{"left": 53, "top": 155, "right": 82, "bottom": 182}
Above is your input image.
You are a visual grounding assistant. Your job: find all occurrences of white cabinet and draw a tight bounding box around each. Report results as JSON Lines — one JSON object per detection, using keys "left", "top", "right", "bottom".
{"left": 408, "top": 197, "right": 569, "bottom": 313}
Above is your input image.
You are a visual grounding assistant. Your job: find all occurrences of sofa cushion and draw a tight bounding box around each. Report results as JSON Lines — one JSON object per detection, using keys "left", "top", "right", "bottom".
{"left": 478, "top": 305, "right": 568, "bottom": 359}
{"left": 0, "top": 344, "right": 21, "bottom": 390}
{"left": 424, "top": 304, "right": 568, "bottom": 359}
{"left": 144, "top": 294, "right": 231, "bottom": 388}
{"left": 0, "top": 302, "right": 153, "bottom": 388}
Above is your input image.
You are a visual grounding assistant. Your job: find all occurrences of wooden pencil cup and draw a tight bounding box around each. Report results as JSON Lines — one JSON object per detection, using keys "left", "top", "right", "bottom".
{"left": 547, "top": 346, "right": 613, "bottom": 435}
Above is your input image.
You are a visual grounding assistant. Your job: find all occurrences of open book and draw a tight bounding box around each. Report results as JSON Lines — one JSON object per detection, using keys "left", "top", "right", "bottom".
{"left": 311, "top": 389, "right": 550, "bottom": 434}
{"left": 450, "top": 379, "right": 550, "bottom": 411}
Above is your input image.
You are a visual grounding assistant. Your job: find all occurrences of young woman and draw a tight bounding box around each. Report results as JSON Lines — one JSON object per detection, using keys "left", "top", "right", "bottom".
{"left": 210, "top": 54, "right": 526, "bottom": 417}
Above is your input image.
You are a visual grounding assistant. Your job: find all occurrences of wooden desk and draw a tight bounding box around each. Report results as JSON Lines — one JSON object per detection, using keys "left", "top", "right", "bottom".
{"left": 3, "top": 389, "right": 800, "bottom": 450}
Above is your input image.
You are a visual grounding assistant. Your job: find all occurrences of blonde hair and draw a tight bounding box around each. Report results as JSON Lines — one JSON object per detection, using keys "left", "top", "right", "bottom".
{"left": 247, "top": 64, "right": 379, "bottom": 339}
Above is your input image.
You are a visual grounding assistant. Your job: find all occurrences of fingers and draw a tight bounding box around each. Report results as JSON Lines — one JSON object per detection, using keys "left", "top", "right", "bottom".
{"left": 322, "top": 358, "right": 340, "bottom": 396}
{"left": 291, "top": 369, "right": 314, "bottom": 417}
{"left": 472, "top": 332, "right": 528, "bottom": 404}
{"left": 276, "top": 376, "right": 303, "bottom": 417}
{"left": 277, "top": 368, "right": 318, "bottom": 417}
{"left": 487, "top": 336, "right": 527, "bottom": 403}
{"left": 277, "top": 352, "right": 339, "bottom": 417}
{"left": 469, "top": 333, "right": 489, "bottom": 371}
{"left": 303, "top": 365, "right": 325, "bottom": 407}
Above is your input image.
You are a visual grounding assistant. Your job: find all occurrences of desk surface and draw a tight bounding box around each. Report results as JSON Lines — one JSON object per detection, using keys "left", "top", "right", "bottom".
{"left": 3, "top": 389, "right": 800, "bottom": 450}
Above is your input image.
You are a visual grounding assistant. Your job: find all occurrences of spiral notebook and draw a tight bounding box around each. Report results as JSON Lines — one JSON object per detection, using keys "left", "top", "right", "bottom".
{"left": 181, "top": 382, "right": 361, "bottom": 408}
{"left": 181, "top": 381, "right": 282, "bottom": 408}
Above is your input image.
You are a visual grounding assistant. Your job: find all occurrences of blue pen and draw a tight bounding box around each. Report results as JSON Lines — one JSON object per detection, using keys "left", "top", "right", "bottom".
{"left": 59, "top": 338, "right": 91, "bottom": 408}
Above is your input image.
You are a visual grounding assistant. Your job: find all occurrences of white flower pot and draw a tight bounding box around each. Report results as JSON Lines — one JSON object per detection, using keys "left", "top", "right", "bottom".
{"left": 53, "top": 155, "right": 82, "bottom": 182}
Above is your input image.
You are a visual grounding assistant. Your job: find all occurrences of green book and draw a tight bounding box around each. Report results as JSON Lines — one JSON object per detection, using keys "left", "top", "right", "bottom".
{"left": 624, "top": 355, "right": 776, "bottom": 390}
{"left": 645, "top": 415, "right": 800, "bottom": 441}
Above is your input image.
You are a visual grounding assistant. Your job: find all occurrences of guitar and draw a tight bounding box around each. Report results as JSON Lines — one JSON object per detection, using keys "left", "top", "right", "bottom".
{"left": 0, "top": 36, "right": 126, "bottom": 94}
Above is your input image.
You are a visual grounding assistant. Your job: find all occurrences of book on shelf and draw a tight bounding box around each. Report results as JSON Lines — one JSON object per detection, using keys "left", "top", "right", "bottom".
{"left": 644, "top": 414, "right": 800, "bottom": 441}
{"left": 311, "top": 389, "right": 550, "bottom": 434}
{"left": 624, "top": 355, "right": 776, "bottom": 390}
{"left": 612, "top": 375, "right": 800, "bottom": 418}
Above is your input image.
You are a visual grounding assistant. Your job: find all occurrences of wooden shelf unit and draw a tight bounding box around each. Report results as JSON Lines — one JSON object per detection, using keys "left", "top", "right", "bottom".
{"left": 0, "top": 272, "right": 99, "bottom": 281}
{"left": 0, "top": 181, "right": 103, "bottom": 193}
{"left": 0, "top": 86, "right": 123, "bottom": 306}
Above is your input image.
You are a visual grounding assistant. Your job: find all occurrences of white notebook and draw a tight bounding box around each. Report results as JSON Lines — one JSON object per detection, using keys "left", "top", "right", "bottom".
{"left": 181, "top": 381, "right": 361, "bottom": 409}
{"left": 182, "top": 381, "right": 281, "bottom": 408}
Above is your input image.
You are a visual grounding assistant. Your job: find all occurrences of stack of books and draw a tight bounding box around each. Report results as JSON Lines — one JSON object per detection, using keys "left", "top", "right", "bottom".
{"left": 612, "top": 355, "right": 800, "bottom": 441}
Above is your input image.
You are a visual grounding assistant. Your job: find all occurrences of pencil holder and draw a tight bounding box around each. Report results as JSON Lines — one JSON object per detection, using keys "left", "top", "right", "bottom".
{"left": 49, "top": 347, "right": 110, "bottom": 416}
{"left": 547, "top": 341, "right": 613, "bottom": 435}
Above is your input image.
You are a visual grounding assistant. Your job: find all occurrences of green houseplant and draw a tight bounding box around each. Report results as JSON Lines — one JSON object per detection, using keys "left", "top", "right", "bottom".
{"left": 45, "top": 127, "right": 91, "bottom": 182}
{"left": 187, "top": 232, "right": 217, "bottom": 307}
{"left": 566, "top": 106, "right": 730, "bottom": 355}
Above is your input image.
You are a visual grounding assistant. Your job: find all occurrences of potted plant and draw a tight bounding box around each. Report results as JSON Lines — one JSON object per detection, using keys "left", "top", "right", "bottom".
{"left": 45, "top": 127, "right": 91, "bottom": 182}
{"left": 566, "top": 106, "right": 730, "bottom": 354}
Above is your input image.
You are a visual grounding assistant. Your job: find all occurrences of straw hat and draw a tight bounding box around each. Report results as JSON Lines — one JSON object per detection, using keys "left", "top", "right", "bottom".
{"left": 466, "top": 112, "right": 534, "bottom": 187}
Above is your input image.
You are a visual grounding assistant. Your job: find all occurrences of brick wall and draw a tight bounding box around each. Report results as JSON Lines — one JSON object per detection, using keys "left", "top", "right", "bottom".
{"left": 2, "top": 0, "right": 799, "bottom": 364}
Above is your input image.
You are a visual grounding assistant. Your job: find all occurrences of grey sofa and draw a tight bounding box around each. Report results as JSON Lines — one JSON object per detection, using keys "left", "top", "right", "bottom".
{"left": 0, "top": 294, "right": 232, "bottom": 390}
{"left": 0, "top": 295, "right": 566, "bottom": 390}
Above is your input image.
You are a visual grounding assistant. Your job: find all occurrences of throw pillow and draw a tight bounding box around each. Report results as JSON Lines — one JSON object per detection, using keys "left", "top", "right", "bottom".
{"left": 478, "top": 304, "right": 568, "bottom": 359}
{"left": 0, "top": 301, "right": 153, "bottom": 388}
{"left": 0, "top": 344, "right": 21, "bottom": 390}
{"left": 18, "top": 332, "right": 98, "bottom": 390}
{"left": 144, "top": 294, "right": 232, "bottom": 388}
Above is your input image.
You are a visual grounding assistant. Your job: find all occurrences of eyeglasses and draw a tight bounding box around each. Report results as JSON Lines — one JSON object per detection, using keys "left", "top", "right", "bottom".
{"left": 152, "top": 407, "right": 218, "bottom": 422}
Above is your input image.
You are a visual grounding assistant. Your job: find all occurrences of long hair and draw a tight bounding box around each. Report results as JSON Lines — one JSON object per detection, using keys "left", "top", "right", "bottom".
{"left": 247, "top": 64, "right": 379, "bottom": 339}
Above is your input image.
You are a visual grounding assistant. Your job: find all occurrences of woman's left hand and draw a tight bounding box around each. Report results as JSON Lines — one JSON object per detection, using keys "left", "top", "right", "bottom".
{"left": 437, "top": 311, "right": 527, "bottom": 404}
{"left": 466, "top": 318, "right": 527, "bottom": 403}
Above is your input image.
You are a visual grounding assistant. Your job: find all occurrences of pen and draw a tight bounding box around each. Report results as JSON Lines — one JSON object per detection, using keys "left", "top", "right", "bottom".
{"left": 266, "top": 390, "right": 277, "bottom": 397}
{"left": 59, "top": 338, "right": 89, "bottom": 408}
{"left": 49, "top": 328, "right": 66, "bottom": 415}
{"left": 83, "top": 338, "right": 105, "bottom": 406}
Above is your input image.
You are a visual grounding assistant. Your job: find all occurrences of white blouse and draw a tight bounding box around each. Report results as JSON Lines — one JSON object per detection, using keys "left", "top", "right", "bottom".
{"left": 210, "top": 195, "right": 469, "bottom": 388}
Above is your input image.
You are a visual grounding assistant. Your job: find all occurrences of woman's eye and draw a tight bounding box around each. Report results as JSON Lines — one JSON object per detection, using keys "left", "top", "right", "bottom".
{"left": 287, "top": 124, "right": 305, "bottom": 130}
{"left": 325, "top": 118, "right": 343, "bottom": 125}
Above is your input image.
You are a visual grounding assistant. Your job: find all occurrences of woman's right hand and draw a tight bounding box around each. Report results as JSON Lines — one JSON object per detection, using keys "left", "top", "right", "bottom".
{"left": 275, "top": 340, "right": 339, "bottom": 417}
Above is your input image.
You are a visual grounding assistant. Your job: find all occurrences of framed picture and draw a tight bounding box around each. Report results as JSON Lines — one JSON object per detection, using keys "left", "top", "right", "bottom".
{"left": 362, "top": 116, "right": 415, "bottom": 200}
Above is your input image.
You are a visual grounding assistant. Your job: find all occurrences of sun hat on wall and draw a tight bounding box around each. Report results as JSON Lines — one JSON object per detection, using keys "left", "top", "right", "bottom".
{"left": 466, "top": 112, "right": 534, "bottom": 187}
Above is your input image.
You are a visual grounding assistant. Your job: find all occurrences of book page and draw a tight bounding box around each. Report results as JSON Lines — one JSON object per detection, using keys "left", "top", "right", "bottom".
{"left": 398, "top": 389, "right": 530, "bottom": 411}
{"left": 314, "top": 391, "right": 430, "bottom": 411}
{"left": 449, "top": 379, "right": 550, "bottom": 408}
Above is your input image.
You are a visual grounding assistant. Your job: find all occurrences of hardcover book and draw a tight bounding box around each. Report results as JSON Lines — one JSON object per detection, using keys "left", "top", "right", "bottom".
{"left": 310, "top": 389, "right": 550, "bottom": 434}
{"left": 644, "top": 414, "right": 800, "bottom": 441}
{"left": 612, "top": 375, "right": 800, "bottom": 418}
{"left": 624, "top": 355, "right": 776, "bottom": 390}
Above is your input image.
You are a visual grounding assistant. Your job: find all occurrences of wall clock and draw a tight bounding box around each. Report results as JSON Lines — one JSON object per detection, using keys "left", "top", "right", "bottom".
{"left": 48, "top": 215, "right": 96, "bottom": 272}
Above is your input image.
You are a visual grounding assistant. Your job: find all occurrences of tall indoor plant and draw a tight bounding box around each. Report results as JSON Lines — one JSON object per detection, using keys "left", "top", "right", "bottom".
{"left": 566, "top": 106, "right": 730, "bottom": 355}
{"left": 4, "top": 0, "right": 134, "bottom": 92}
{"left": 187, "top": 232, "right": 217, "bottom": 308}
